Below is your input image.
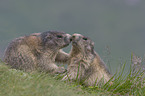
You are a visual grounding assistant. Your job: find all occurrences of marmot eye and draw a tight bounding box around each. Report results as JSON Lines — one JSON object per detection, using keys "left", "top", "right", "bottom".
{"left": 83, "top": 37, "right": 88, "bottom": 40}
{"left": 57, "top": 35, "right": 63, "bottom": 38}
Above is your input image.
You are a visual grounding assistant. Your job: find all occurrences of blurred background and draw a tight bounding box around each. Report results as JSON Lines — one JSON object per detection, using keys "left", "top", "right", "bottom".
{"left": 0, "top": 0, "right": 145, "bottom": 73}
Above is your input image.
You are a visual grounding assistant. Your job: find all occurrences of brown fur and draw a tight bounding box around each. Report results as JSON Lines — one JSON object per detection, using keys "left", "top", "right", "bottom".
{"left": 3, "top": 31, "right": 71, "bottom": 74}
{"left": 63, "top": 34, "right": 112, "bottom": 86}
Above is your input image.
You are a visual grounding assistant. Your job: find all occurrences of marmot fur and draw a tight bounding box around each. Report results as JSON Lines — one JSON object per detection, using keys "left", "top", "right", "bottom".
{"left": 63, "top": 34, "right": 112, "bottom": 86}
{"left": 3, "top": 31, "right": 71, "bottom": 74}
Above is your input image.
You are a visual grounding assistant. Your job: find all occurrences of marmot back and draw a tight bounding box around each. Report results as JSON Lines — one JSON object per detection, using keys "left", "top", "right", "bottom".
{"left": 63, "top": 34, "right": 112, "bottom": 86}
{"left": 3, "top": 31, "right": 71, "bottom": 73}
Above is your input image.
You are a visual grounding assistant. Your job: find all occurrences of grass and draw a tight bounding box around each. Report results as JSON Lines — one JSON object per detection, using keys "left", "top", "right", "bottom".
{"left": 0, "top": 54, "right": 145, "bottom": 96}
{"left": 0, "top": 62, "right": 110, "bottom": 96}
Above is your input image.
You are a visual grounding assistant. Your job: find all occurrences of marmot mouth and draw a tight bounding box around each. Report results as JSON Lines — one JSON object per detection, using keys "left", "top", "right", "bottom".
{"left": 72, "top": 41, "right": 78, "bottom": 46}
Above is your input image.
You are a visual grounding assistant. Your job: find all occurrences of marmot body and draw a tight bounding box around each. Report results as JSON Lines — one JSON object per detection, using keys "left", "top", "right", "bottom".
{"left": 3, "top": 31, "right": 71, "bottom": 74}
{"left": 63, "top": 34, "right": 112, "bottom": 86}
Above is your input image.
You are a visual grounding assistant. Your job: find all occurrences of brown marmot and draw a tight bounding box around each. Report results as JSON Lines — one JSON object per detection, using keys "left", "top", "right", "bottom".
{"left": 3, "top": 31, "right": 71, "bottom": 74}
{"left": 62, "top": 34, "right": 112, "bottom": 86}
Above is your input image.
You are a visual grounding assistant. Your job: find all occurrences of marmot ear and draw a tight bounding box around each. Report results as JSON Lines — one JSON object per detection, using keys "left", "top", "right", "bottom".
{"left": 86, "top": 46, "right": 92, "bottom": 52}
{"left": 91, "top": 42, "right": 94, "bottom": 47}
{"left": 45, "top": 34, "right": 52, "bottom": 39}
{"left": 86, "top": 41, "right": 94, "bottom": 51}
{"left": 90, "top": 42, "right": 94, "bottom": 50}
{"left": 41, "top": 33, "right": 52, "bottom": 44}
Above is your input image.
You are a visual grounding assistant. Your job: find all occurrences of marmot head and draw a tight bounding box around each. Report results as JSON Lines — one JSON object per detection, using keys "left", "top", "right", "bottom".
{"left": 71, "top": 33, "right": 94, "bottom": 54}
{"left": 40, "top": 31, "right": 71, "bottom": 50}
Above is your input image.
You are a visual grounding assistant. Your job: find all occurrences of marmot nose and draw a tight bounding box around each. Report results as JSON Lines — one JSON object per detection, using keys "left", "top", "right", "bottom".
{"left": 72, "top": 34, "right": 81, "bottom": 40}
{"left": 65, "top": 34, "right": 72, "bottom": 42}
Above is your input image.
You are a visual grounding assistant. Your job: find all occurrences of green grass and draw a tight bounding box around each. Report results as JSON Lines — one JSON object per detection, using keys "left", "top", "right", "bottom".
{"left": 0, "top": 57, "right": 145, "bottom": 96}
{"left": 0, "top": 62, "right": 111, "bottom": 96}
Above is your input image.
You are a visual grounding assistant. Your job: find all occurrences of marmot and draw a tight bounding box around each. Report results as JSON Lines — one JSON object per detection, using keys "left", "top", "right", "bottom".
{"left": 3, "top": 31, "right": 71, "bottom": 74}
{"left": 63, "top": 34, "right": 112, "bottom": 86}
